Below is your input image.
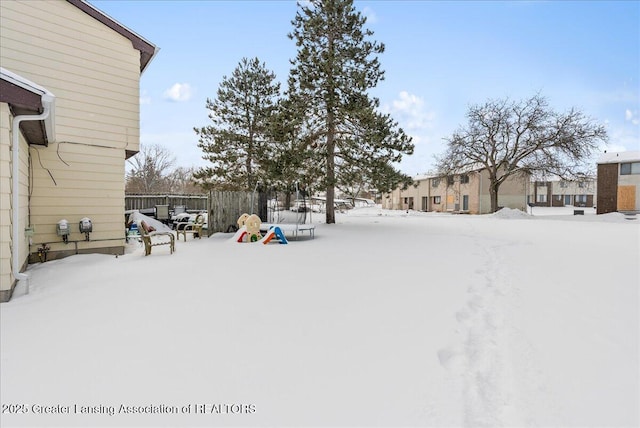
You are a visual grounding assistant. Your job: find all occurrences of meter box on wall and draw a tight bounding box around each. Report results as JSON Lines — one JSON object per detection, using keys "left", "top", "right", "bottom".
{"left": 56, "top": 219, "right": 70, "bottom": 243}
{"left": 79, "top": 217, "right": 92, "bottom": 241}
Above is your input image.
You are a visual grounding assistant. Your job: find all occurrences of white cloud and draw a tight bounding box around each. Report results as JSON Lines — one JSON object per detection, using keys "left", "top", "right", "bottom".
{"left": 384, "top": 91, "right": 435, "bottom": 131}
{"left": 380, "top": 91, "right": 442, "bottom": 175}
{"left": 603, "top": 121, "right": 640, "bottom": 152}
{"left": 625, "top": 109, "right": 639, "bottom": 125}
{"left": 362, "top": 6, "right": 378, "bottom": 24}
{"left": 163, "top": 83, "right": 193, "bottom": 102}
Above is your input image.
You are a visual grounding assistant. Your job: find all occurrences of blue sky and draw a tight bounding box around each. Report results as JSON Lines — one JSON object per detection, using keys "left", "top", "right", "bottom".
{"left": 91, "top": 0, "right": 640, "bottom": 176}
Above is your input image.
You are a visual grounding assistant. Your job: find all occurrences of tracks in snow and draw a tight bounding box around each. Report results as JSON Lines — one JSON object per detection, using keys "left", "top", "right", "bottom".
{"left": 435, "top": 228, "right": 546, "bottom": 427}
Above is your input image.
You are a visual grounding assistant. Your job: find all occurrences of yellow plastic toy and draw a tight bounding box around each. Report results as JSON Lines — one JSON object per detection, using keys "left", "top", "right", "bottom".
{"left": 237, "top": 213, "right": 249, "bottom": 228}
{"left": 245, "top": 214, "right": 262, "bottom": 242}
{"left": 235, "top": 213, "right": 262, "bottom": 242}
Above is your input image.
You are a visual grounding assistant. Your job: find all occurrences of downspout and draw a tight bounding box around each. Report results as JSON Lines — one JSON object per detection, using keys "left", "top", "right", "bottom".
{"left": 12, "top": 95, "right": 54, "bottom": 294}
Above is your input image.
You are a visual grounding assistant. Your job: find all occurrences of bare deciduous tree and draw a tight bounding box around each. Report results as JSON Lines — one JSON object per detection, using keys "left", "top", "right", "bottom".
{"left": 126, "top": 144, "right": 176, "bottom": 193}
{"left": 436, "top": 94, "right": 607, "bottom": 212}
{"left": 166, "top": 166, "right": 201, "bottom": 194}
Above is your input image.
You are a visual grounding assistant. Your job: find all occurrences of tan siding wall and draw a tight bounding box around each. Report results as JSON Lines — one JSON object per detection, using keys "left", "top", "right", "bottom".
{"left": 0, "top": 1, "right": 141, "bottom": 150}
{"left": 0, "top": 104, "right": 11, "bottom": 290}
{"left": 28, "top": 142, "right": 125, "bottom": 250}
{"left": 0, "top": 104, "right": 30, "bottom": 293}
{"left": 414, "top": 179, "right": 430, "bottom": 211}
{"left": 383, "top": 188, "right": 402, "bottom": 210}
{"left": 467, "top": 175, "right": 482, "bottom": 214}
{"left": 383, "top": 169, "right": 530, "bottom": 214}
{"left": 497, "top": 172, "right": 528, "bottom": 211}
{"left": 497, "top": 171, "right": 528, "bottom": 195}
{"left": 428, "top": 179, "right": 450, "bottom": 212}
{"left": 497, "top": 195, "right": 527, "bottom": 212}
{"left": 0, "top": 0, "right": 143, "bottom": 260}
{"left": 17, "top": 127, "right": 30, "bottom": 281}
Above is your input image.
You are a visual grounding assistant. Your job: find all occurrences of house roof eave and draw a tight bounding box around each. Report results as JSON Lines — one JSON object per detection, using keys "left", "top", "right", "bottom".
{"left": 66, "top": 0, "right": 157, "bottom": 73}
{"left": 0, "top": 67, "right": 56, "bottom": 146}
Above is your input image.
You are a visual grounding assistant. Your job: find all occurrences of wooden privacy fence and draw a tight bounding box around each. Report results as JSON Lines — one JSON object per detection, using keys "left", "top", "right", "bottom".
{"left": 125, "top": 194, "right": 209, "bottom": 212}
{"left": 125, "top": 192, "right": 267, "bottom": 236}
{"left": 207, "top": 191, "right": 267, "bottom": 235}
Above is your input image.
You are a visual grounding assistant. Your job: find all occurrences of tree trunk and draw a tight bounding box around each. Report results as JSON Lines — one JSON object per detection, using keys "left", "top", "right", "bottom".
{"left": 326, "top": 113, "right": 336, "bottom": 224}
{"left": 284, "top": 191, "right": 291, "bottom": 212}
{"left": 325, "top": 30, "right": 336, "bottom": 225}
{"left": 246, "top": 136, "right": 253, "bottom": 191}
{"left": 489, "top": 181, "right": 500, "bottom": 213}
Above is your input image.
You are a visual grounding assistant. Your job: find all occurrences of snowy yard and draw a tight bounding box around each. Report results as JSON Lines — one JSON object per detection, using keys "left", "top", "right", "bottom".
{"left": 1, "top": 207, "right": 638, "bottom": 427}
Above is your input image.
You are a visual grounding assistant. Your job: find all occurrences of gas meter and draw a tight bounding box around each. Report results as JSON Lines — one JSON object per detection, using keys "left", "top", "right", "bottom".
{"left": 79, "top": 217, "right": 92, "bottom": 241}
{"left": 56, "top": 219, "right": 70, "bottom": 243}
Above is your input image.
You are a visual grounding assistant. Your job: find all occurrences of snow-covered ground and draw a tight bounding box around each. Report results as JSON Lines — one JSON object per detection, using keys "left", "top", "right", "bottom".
{"left": 1, "top": 207, "right": 638, "bottom": 427}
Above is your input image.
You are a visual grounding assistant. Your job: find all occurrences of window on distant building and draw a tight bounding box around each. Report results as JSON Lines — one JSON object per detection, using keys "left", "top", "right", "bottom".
{"left": 432, "top": 178, "right": 440, "bottom": 187}
{"left": 537, "top": 194, "right": 547, "bottom": 203}
{"left": 578, "top": 181, "right": 585, "bottom": 188}
{"left": 460, "top": 174, "right": 469, "bottom": 184}
{"left": 560, "top": 180, "right": 568, "bottom": 188}
{"left": 447, "top": 176, "right": 454, "bottom": 186}
{"left": 621, "top": 162, "right": 640, "bottom": 175}
{"left": 433, "top": 196, "right": 441, "bottom": 204}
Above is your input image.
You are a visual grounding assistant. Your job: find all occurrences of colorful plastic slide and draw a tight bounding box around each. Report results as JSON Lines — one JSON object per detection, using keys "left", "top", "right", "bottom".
{"left": 234, "top": 214, "right": 262, "bottom": 243}
{"left": 234, "top": 213, "right": 288, "bottom": 245}
{"left": 259, "top": 226, "right": 288, "bottom": 245}
{"left": 233, "top": 225, "right": 248, "bottom": 243}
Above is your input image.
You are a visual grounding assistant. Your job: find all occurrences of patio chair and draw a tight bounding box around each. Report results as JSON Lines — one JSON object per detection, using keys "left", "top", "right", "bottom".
{"left": 139, "top": 220, "right": 175, "bottom": 256}
{"left": 176, "top": 213, "right": 205, "bottom": 241}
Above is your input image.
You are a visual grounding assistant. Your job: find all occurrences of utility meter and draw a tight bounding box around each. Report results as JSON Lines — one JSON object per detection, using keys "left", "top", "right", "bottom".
{"left": 79, "top": 217, "right": 92, "bottom": 233}
{"left": 57, "top": 219, "right": 70, "bottom": 243}
{"left": 79, "top": 217, "right": 92, "bottom": 241}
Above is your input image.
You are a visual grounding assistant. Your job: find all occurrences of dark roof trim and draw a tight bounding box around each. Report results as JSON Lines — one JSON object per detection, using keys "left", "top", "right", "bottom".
{"left": 66, "top": 0, "right": 157, "bottom": 73}
{"left": 0, "top": 79, "right": 43, "bottom": 111}
{"left": 1, "top": 68, "right": 56, "bottom": 146}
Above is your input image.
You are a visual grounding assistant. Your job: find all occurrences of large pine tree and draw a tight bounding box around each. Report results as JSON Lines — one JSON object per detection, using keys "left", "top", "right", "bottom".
{"left": 262, "top": 97, "right": 317, "bottom": 207}
{"left": 194, "top": 57, "right": 281, "bottom": 190}
{"left": 288, "top": 0, "right": 414, "bottom": 223}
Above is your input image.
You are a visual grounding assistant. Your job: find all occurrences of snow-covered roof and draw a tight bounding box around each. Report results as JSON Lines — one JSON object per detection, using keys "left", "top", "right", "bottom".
{"left": 597, "top": 151, "right": 640, "bottom": 164}
{"left": 413, "top": 173, "right": 435, "bottom": 181}
{"left": 414, "top": 163, "right": 488, "bottom": 181}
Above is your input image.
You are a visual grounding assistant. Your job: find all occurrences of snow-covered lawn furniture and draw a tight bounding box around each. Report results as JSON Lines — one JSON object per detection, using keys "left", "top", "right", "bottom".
{"left": 140, "top": 220, "right": 175, "bottom": 256}
{"left": 175, "top": 213, "right": 205, "bottom": 241}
